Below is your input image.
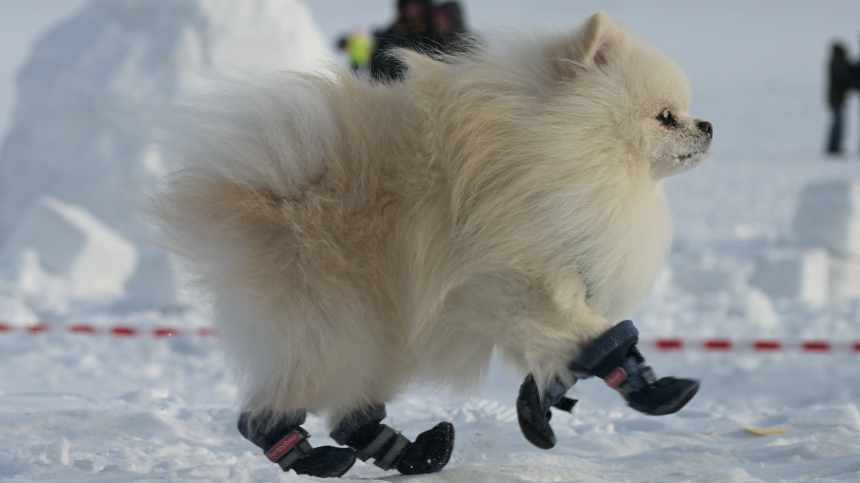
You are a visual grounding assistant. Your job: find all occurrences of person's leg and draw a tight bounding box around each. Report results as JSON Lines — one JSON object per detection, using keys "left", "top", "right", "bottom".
{"left": 828, "top": 104, "right": 844, "bottom": 154}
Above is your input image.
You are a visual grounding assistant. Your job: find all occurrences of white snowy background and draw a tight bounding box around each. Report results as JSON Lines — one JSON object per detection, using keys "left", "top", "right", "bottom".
{"left": 2, "top": 1, "right": 860, "bottom": 482}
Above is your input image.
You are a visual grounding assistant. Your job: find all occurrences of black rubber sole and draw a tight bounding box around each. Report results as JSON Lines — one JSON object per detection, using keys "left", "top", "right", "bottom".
{"left": 396, "top": 422, "right": 455, "bottom": 475}
{"left": 630, "top": 378, "right": 701, "bottom": 416}
{"left": 518, "top": 416, "right": 555, "bottom": 450}
{"left": 292, "top": 446, "right": 357, "bottom": 478}
{"left": 652, "top": 380, "right": 700, "bottom": 416}
{"left": 516, "top": 374, "right": 556, "bottom": 450}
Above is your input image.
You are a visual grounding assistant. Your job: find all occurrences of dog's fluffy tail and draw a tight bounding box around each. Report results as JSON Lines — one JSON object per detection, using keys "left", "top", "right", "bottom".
{"left": 149, "top": 72, "right": 358, "bottom": 415}
{"left": 151, "top": 71, "right": 341, "bottom": 281}
{"left": 164, "top": 72, "right": 338, "bottom": 196}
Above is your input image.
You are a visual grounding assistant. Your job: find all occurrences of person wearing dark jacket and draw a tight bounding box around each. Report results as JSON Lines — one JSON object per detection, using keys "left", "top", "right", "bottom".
{"left": 371, "top": 0, "right": 437, "bottom": 82}
{"left": 433, "top": 1, "right": 470, "bottom": 52}
{"left": 827, "top": 42, "right": 852, "bottom": 155}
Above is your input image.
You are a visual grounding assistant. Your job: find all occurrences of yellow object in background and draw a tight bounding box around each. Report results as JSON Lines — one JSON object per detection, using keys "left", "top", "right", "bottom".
{"left": 346, "top": 32, "right": 372, "bottom": 70}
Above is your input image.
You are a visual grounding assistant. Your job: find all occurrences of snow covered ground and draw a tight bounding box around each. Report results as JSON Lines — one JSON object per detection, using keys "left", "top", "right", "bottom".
{"left": 2, "top": 1, "right": 860, "bottom": 482}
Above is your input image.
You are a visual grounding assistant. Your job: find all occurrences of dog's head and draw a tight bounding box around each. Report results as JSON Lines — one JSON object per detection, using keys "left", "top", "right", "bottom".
{"left": 548, "top": 12, "right": 712, "bottom": 180}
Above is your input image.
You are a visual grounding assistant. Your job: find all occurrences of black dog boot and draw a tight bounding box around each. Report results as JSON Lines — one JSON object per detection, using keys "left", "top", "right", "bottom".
{"left": 238, "top": 411, "right": 356, "bottom": 478}
{"left": 572, "top": 320, "right": 700, "bottom": 416}
{"left": 331, "top": 404, "right": 455, "bottom": 475}
{"left": 516, "top": 374, "right": 578, "bottom": 449}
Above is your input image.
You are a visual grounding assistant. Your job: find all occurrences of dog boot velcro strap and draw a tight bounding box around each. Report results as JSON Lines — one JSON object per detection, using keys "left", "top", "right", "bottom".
{"left": 572, "top": 320, "right": 654, "bottom": 394}
{"left": 238, "top": 412, "right": 356, "bottom": 478}
{"left": 572, "top": 320, "right": 640, "bottom": 379}
{"left": 266, "top": 431, "right": 357, "bottom": 477}
{"left": 350, "top": 421, "right": 454, "bottom": 474}
{"left": 355, "top": 424, "right": 410, "bottom": 469}
{"left": 552, "top": 396, "right": 578, "bottom": 412}
{"left": 599, "top": 346, "right": 659, "bottom": 397}
{"left": 374, "top": 432, "right": 411, "bottom": 471}
{"left": 265, "top": 428, "right": 312, "bottom": 469}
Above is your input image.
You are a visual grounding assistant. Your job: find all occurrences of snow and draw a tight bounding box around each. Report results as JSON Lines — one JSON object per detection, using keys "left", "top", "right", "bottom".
{"left": 0, "top": 0, "right": 331, "bottom": 313}
{"left": 0, "top": 0, "right": 330, "bottom": 246}
{"left": 791, "top": 180, "right": 860, "bottom": 304}
{"left": 0, "top": 197, "right": 138, "bottom": 297}
{"left": 672, "top": 264, "right": 743, "bottom": 295}
{"left": 794, "top": 180, "right": 860, "bottom": 257}
{"left": 750, "top": 248, "right": 830, "bottom": 307}
{"left": 113, "top": 250, "right": 190, "bottom": 312}
{"left": 2, "top": 1, "right": 860, "bottom": 482}
{"left": 830, "top": 257, "right": 860, "bottom": 302}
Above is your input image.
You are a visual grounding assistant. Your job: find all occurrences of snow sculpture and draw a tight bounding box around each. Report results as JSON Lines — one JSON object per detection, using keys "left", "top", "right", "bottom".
{"left": 750, "top": 248, "right": 829, "bottom": 307}
{"left": 793, "top": 179, "right": 860, "bottom": 302}
{"left": 0, "top": 196, "right": 138, "bottom": 296}
{"left": 793, "top": 180, "right": 860, "bottom": 256}
{"left": 0, "top": 0, "right": 330, "bottom": 244}
{"left": 0, "top": 0, "right": 329, "bottom": 310}
{"left": 115, "top": 250, "right": 190, "bottom": 311}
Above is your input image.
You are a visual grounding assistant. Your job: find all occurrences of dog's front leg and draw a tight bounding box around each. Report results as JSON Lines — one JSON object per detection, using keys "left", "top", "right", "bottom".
{"left": 515, "top": 317, "right": 701, "bottom": 449}
{"left": 500, "top": 297, "right": 610, "bottom": 450}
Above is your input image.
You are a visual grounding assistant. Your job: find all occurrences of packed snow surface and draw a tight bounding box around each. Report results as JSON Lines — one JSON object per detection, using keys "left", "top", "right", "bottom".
{"left": 2, "top": 1, "right": 860, "bottom": 482}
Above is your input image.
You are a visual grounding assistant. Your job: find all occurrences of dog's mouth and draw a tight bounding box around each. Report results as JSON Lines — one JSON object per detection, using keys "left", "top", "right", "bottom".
{"left": 652, "top": 137, "right": 711, "bottom": 179}
{"left": 674, "top": 138, "right": 711, "bottom": 167}
{"left": 673, "top": 150, "right": 707, "bottom": 168}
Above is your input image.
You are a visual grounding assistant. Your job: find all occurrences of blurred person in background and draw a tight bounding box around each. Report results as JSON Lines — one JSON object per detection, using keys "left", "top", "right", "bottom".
{"left": 337, "top": 30, "right": 373, "bottom": 78}
{"left": 433, "top": 1, "right": 469, "bottom": 52}
{"left": 827, "top": 42, "right": 852, "bottom": 156}
{"left": 371, "top": 0, "right": 436, "bottom": 81}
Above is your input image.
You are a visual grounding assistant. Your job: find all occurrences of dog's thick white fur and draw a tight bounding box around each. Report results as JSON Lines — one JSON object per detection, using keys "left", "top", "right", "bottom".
{"left": 154, "top": 12, "right": 710, "bottom": 426}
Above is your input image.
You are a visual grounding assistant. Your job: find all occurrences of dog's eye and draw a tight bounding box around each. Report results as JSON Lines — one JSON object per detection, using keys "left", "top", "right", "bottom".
{"left": 656, "top": 109, "right": 675, "bottom": 127}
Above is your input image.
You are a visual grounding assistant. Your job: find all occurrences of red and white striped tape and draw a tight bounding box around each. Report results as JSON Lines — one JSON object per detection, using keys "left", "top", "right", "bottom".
{"left": 1, "top": 322, "right": 859, "bottom": 353}
{"left": 0, "top": 322, "right": 216, "bottom": 338}
{"left": 641, "top": 338, "right": 860, "bottom": 354}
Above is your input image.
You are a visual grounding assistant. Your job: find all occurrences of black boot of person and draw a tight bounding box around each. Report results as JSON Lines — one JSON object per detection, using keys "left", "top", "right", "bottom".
{"left": 331, "top": 404, "right": 455, "bottom": 474}
{"left": 238, "top": 411, "right": 356, "bottom": 478}
{"left": 572, "top": 320, "right": 700, "bottom": 416}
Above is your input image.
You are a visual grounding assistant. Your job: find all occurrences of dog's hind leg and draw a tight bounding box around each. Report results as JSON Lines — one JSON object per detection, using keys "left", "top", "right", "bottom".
{"left": 238, "top": 410, "right": 356, "bottom": 478}
{"left": 330, "top": 403, "right": 455, "bottom": 475}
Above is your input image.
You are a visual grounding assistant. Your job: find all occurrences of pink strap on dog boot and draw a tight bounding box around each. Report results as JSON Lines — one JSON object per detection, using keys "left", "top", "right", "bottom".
{"left": 238, "top": 411, "right": 356, "bottom": 478}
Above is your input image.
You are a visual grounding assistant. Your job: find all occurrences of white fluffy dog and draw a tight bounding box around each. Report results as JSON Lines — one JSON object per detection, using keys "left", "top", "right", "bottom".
{"left": 154, "top": 11, "right": 710, "bottom": 474}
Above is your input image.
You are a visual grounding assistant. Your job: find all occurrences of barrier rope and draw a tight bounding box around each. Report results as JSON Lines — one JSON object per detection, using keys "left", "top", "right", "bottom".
{"left": 1, "top": 322, "right": 859, "bottom": 353}
{"left": 0, "top": 322, "right": 216, "bottom": 338}
{"left": 640, "top": 338, "right": 860, "bottom": 353}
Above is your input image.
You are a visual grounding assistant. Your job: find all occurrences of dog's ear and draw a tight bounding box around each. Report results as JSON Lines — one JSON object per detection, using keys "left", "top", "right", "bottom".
{"left": 553, "top": 12, "right": 620, "bottom": 80}
{"left": 578, "top": 12, "right": 617, "bottom": 67}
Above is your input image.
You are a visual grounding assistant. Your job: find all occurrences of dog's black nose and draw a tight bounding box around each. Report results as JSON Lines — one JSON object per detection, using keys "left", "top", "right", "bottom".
{"left": 697, "top": 121, "right": 713, "bottom": 138}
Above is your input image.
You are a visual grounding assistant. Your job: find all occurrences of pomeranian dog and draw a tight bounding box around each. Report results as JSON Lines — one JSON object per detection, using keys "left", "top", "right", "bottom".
{"left": 155, "top": 12, "right": 711, "bottom": 477}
